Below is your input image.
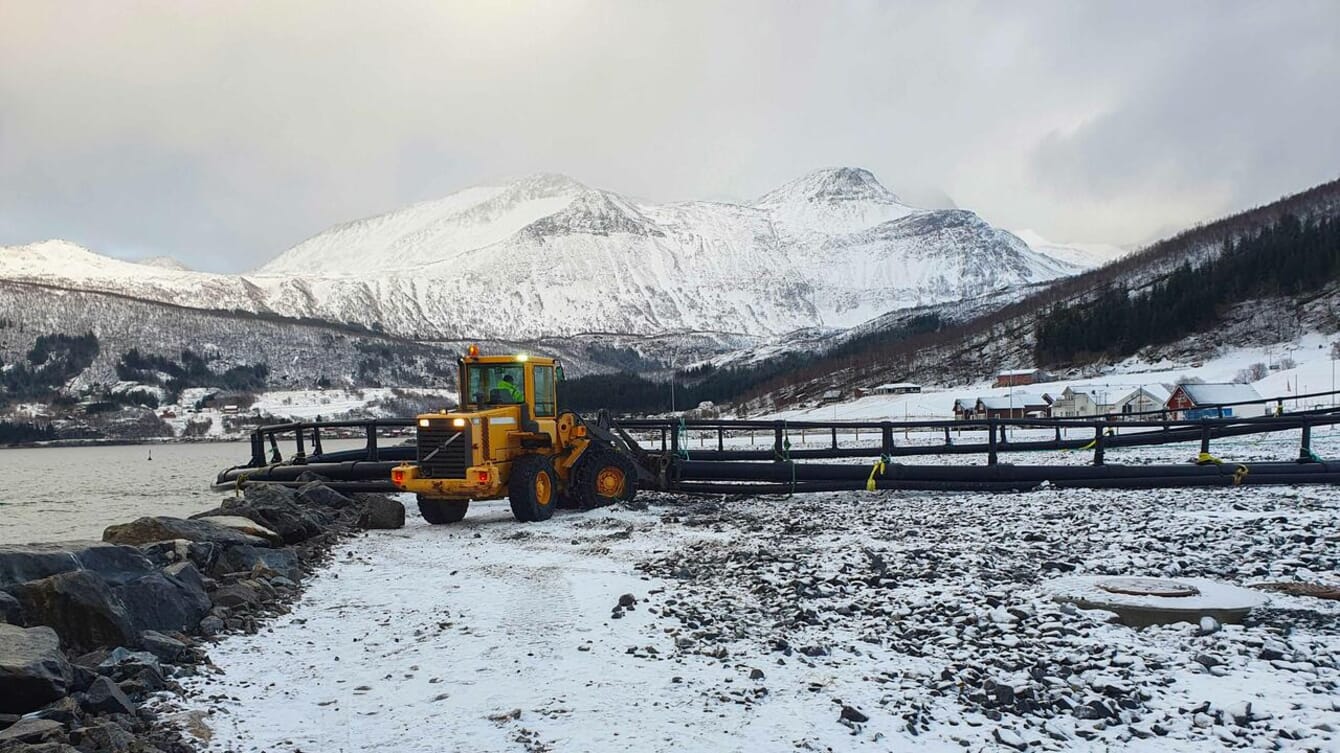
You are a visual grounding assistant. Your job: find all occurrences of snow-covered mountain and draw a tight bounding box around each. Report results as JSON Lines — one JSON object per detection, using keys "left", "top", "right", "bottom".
{"left": 135, "top": 256, "right": 192, "bottom": 272}
{"left": 1011, "top": 229, "right": 1130, "bottom": 270}
{"left": 0, "top": 168, "right": 1090, "bottom": 341}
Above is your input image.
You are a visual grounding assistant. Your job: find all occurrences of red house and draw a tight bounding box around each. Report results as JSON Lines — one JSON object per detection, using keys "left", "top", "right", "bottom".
{"left": 1166, "top": 383, "right": 1265, "bottom": 419}
{"left": 993, "top": 369, "right": 1046, "bottom": 388}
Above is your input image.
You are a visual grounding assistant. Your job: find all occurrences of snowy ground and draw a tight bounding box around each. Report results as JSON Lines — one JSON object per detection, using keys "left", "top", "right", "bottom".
{"left": 173, "top": 434, "right": 1340, "bottom": 752}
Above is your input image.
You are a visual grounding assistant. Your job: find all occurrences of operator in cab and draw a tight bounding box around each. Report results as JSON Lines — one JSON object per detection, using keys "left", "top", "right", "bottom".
{"left": 497, "top": 372, "right": 524, "bottom": 403}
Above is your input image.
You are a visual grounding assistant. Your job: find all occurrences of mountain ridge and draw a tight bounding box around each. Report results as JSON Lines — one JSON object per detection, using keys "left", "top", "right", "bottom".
{"left": 1, "top": 168, "right": 1092, "bottom": 342}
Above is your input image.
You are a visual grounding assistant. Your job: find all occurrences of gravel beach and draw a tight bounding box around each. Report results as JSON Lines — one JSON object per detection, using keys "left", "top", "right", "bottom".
{"left": 174, "top": 437, "right": 1340, "bottom": 752}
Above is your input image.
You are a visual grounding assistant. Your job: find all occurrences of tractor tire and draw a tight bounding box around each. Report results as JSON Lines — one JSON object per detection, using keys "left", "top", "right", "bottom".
{"left": 417, "top": 496, "right": 469, "bottom": 525}
{"left": 509, "top": 455, "right": 559, "bottom": 523}
{"left": 570, "top": 444, "right": 638, "bottom": 510}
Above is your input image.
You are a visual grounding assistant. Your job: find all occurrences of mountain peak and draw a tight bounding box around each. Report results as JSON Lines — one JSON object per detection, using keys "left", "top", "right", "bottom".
{"left": 136, "top": 255, "right": 192, "bottom": 272}
{"left": 500, "top": 172, "right": 589, "bottom": 198}
{"left": 754, "top": 167, "right": 904, "bottom": 208}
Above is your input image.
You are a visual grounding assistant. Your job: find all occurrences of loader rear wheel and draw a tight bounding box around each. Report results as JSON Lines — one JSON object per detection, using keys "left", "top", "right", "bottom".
{"left": 417, "top": 497, "right": 469, "bottom": 524}
{"left": 571, "top": 445, "right": 638, "bottom": 510}
{"left": 509, "top": 455, "right": 558, "bottom": 523}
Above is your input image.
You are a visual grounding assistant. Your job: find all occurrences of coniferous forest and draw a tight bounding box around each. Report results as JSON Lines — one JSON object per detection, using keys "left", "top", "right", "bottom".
{"left": 1035, "top": 213, "right": 1340, "bottom": 365}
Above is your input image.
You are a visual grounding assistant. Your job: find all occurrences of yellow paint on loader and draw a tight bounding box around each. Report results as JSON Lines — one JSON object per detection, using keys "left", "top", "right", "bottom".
{"left": 391, "top": 347, "right": 621, "bottom": 523}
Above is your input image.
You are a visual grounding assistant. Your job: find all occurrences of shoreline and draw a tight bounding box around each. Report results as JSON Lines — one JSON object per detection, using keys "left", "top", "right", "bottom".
{"left": 0, "top": 481, "right": 407, "bottom": 752}
{"left": 2, "top": 436, "right": 247, "bottom": 451}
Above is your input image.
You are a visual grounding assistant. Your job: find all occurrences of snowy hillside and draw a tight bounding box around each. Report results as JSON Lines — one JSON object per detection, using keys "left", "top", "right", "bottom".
{"left": 0, "top": 168, "right": 1092, "bottom": 341}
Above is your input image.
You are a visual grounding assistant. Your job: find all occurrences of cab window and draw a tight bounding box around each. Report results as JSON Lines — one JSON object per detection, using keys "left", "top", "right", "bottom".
{"left": 464, "top": 364, "right": 525, "bottom": 407}
{"left": 533, "top": 365, "right": 556, "bottom": 417}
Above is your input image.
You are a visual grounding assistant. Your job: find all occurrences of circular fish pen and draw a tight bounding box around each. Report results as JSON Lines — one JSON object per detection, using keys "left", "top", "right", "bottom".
{"left": 1042, "top": 575, "right": 1269, "bottom": 627}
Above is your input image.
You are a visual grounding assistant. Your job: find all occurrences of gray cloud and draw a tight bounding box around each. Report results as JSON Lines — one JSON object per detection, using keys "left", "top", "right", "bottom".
{"left": 1, "top": 0, "right": 1337, "bottom": 272}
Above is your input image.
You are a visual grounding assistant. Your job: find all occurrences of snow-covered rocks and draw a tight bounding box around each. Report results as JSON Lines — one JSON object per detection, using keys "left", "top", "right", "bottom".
{"left": 174, "top": 461, "right": 1340, "bottom": 752}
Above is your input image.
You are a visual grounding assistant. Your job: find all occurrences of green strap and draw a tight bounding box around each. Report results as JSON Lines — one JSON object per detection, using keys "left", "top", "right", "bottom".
{"left": 676, "top": 417, "right": 690, "bottom": 460}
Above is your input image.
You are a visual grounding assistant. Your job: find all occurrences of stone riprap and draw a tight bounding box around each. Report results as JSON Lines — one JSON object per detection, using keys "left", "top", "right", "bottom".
{"left": 0, "top": 482, "right": 405, "bottom": 752}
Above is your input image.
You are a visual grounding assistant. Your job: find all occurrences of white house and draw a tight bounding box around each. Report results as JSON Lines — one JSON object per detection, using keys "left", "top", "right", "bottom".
{"left": 1111, "top": 385, "right": 1173, "bottom": 419}
{"left": 871, "top": 382, "right": 922, "bottom": 395}
{"left": 1050, "top": 387, "right": 1113, "bottom": 418}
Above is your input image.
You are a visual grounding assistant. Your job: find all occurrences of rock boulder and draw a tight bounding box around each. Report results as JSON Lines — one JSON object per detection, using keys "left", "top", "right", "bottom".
{"left": 114, "top": 570, "right": 211, "bottom": 635}
{"left": 211, "top": 545, "right": 301, "bottom": 583}
{"left": 103, "top": 517, "right": 271, "bottom": 548}
{"left": 0, "top": 591, "right": 22, "bottom": 625}
{"left": 194, "top": 516, "right": 284, "bottom": 546}
{"left": 0, "top": 624, "right": 74, "bottom": 714}
{"left": 0, "top": 717, "right": 65, "bottom": 744}
{"left": 194, "top": 485, "right": 329, "bottom": 544}
{"left": 357, "top": 495, "right": 406, "bottom": 530}
{"left": 0, "top": 543, "right": 154, "bottom": 590}
{"left": 297, "top": 481, "right": 356, "bottom": 509}
{"left": 9, "top": 571, "right": 137, "bottom": 653}
{"left": 79, "top": 675, "right": 136, "bottom": 716}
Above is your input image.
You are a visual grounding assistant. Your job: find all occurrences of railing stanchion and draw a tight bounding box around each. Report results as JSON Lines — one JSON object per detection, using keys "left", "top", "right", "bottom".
{"left": 367, "top": 422, "right": 379, "bottom": 462}
{"left": 1092, "top": 426, "right": 1105, "bottom": 466}
{"left": 1200, "top": 424, "right": 1211, "bottom": 457}
{"left": 1300, "top": 418, "right": 1314, "bottom": 462}
{"left": 250, "top": 431, "right": 265, "bottom": 467}
{"left": 882, "top": 423, "right": 894, "bottom": 454}
{"left": 987, "top": 420, "right": 998, "bottom": 465}
{"left": 293, "top": 428, "right": 305, "bottom": 462}
{"left": 312, "top": 427, "right": 323, "bottom": 457}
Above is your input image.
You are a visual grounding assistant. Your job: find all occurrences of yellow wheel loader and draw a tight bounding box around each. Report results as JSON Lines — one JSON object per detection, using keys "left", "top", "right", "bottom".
{"left": 391, "top": 345, "right": 641, "bottom": 523}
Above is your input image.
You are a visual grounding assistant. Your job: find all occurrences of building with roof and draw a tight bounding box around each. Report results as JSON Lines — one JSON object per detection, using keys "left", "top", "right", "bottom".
{"left": 975, "top": 393, "right": 1053, "bottom": 419}
{"left": 993, "top": 369, "right": 1048, "bottom": 388}
{"left": 1111, "top": 385, "right": 1173, "bottom": 419}
{"left": 1050, "top": 387, "right": 1114, "bottom": 418}
{"left": 1166, "top": 383, "right": 1265, "bottom": 419}
{"left": 952, "top": 398, "right": 980, "bottom": 420}
{"left": 870, "top": 382, "right": 922, "bottom": 395}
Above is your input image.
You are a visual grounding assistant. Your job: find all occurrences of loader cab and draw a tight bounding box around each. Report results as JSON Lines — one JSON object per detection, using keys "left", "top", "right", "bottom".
{"left": 458, "top": 349, "right": 560, "bottom": 420}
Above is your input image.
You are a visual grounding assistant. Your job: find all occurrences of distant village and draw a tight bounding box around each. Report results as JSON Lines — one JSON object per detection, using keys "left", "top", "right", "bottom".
{"left": 843, "top": 368, "right": 1271, "bottom": 421}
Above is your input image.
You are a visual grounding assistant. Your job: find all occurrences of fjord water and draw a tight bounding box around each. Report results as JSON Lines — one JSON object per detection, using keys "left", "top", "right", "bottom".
{"left": 0, "top": 440, "right": 369, "bottom": 544}
{"left": 0, "top": 443, "right": 244, "bottom": 544}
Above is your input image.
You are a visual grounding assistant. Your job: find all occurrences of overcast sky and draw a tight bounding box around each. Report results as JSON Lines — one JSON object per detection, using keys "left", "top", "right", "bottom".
{"left": 2, "top": 1, "right": 1337, "bottom": 273}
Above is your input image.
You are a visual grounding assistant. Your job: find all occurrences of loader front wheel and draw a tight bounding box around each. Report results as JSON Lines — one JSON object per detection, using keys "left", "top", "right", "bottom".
{"left": 509, "top": 455, "right": 558, "bottom": 523}
{"left": 571, "top": 445, "right": 638, "bottom": 510}
{"left": 417, "top": 497, "right": 469, "bottom": 524}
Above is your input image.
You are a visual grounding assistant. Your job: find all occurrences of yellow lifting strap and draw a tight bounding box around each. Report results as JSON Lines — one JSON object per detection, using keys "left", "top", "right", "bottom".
{"left": 1196, "top": 452, "right": 1223, "bottom": 465}
{"left": 1233, "top": 464, "right": 1249, "bottom": 486}
{"left": 866, "top": 458, "right": 887, "bottom": 492}
{"left": 1078, "top": 438, "right": 1097, "bottom": 451}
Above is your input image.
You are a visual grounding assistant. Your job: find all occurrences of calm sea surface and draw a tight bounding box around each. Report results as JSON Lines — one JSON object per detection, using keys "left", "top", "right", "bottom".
{"left": 0, "top": 440, "right": 367, "bottom": 544}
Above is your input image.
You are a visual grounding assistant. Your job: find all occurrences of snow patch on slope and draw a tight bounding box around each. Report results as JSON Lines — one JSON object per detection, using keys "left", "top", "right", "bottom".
{"left": 1013, "top": 228, "right": 1131, "bottom": 270}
